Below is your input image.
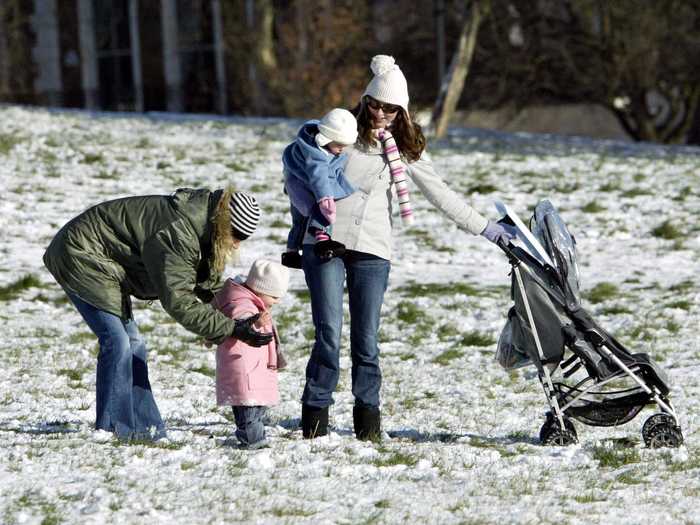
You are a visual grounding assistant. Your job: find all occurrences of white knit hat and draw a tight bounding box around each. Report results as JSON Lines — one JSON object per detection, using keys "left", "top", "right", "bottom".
{"left": 316, "top": 108, "right": 358, "bottom": 147}
{"left": 362, "top": 55, "right": 409, "bottom": 112}
{"left": 245, "top": 259, "right": 290, "bottom": 298}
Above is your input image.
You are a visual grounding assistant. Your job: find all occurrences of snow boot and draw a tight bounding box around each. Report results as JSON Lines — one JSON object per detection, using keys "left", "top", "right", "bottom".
{"left": 353, "top": 406, "right": 381, "bottom": 441}
{"left": 301, "top": 404, "right": 328, "bottom": 438}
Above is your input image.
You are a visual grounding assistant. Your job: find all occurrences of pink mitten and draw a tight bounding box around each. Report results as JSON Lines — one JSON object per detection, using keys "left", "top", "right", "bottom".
{"left": 318, "top": 197, "right": 336, "bottom": 224}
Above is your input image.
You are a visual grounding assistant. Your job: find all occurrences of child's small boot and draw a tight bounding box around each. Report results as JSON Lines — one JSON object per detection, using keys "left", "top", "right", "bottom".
{"left": 353, "top": 405, "right": 381, "bottom": 441}
{"left": 281, "top": 250, "right": 303, "bottom": 269}
{"left": 301, "top": 404, "right": 328, "bottom": 438}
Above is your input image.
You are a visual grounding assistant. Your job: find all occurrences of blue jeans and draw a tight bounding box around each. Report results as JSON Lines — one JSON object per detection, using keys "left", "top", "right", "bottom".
{"left": 301, "top": 248, "right": 390, "bottom": 409}
{"left": 68, "top": 293, "right": 165, "bottom": 440}
{"left": 232, "top": 406, "right": 268, "bottom": 448}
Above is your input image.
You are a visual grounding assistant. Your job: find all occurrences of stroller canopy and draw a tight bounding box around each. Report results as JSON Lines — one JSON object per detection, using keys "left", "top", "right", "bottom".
{"left": 530, "top": 200, "right": 581, "bottom": 311}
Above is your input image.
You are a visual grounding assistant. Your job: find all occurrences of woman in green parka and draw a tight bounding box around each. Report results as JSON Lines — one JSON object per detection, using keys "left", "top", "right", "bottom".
{"left": 44, "top": 187, "right": 270, "bottom": 440}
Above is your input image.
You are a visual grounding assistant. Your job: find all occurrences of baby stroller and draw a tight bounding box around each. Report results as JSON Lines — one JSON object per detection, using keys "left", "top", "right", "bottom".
{"left": 494, "top": 199, "right": 683, "bottom": 448}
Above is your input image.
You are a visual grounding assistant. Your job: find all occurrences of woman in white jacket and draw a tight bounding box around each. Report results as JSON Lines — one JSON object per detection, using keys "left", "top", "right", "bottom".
{"left": 299, "top": 55, "right": 513, "bottom": 440}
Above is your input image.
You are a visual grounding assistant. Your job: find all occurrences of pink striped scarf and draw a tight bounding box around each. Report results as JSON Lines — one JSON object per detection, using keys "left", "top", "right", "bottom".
{"left": 378, "top": 129, "right": 414, "bottom": 225}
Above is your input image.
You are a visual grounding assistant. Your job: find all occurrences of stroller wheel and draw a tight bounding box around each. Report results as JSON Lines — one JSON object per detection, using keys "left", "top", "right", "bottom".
{"left": 540, "top": 412, "right": 578, "bottom": 446}
{"left": 642, "top": 414, "right": 684, "bottom": 448}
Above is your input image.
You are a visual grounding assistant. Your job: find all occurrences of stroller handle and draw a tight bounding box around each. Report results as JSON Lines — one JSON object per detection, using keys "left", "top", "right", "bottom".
{"left": 497, "top": 237, "right": 516, "bottom": 257}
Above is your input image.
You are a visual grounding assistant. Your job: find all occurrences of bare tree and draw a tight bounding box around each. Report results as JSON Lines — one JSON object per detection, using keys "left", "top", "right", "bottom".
{"left": 466, "top": 0, "right": 700, "bottom": 144}
{"left": 430, "top": 0, "right": 489, "bottom": 139}
{"left": 0, "top": 1, "right": 35, "bottom": 104}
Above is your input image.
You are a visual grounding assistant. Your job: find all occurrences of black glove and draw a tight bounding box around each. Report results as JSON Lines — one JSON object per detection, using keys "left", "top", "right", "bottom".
{"left": 232, "top": 314, "right": 273, "bottom": 347}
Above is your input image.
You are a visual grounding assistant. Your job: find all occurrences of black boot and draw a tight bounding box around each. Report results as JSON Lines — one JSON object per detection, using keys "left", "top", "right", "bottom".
{"left": 313, "top": 239, "right": 346, "bottom": 261}
{"left": 301, "top": 404, "right": 328, "bottom": 439}
{"left": 353, "top": 406, "right": 381, "bottom": 441}
{"left": 281, "top": 251, "right": 303, "bottom": 269}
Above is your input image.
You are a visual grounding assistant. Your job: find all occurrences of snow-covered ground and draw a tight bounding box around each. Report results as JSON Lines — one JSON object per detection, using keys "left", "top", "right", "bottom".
{"left": 1, "top": 105, "right": 699, "bottom": 524}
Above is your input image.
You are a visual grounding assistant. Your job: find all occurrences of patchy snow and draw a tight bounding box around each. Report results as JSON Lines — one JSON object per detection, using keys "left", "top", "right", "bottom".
{"left": 1, "top": 105, "right": 699, "bottom": 524}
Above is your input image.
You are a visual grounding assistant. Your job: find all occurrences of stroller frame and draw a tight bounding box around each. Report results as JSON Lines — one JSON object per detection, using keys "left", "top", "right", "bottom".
{"left": 509, "top": 249, "right": 679, "bottom": 441}
{"left": 495, "top": 201, "right": 683, "bottom": 447}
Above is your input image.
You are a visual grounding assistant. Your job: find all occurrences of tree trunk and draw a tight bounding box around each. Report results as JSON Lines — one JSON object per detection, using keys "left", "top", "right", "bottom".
{"left": 245, "top": 0, "right": 276, "bottom": 115}
{"left": 435, "top": 0, "right": 446, "bottom": 88}
{"left": 160, "top": 0, "right": 182, "bottom": 112}
{"left": 77, "top": 0, "right": 99, "bottom": 109}
{"left": 0, "top": 6, "right": 10, "bottom": 99}
{"left": 32, "top": 0, "right": 63, "bottom": 106}
{"left": 430, "top": 0, "right": 487, "bottom": 139}
{"left": 128, "top": 0, "right": 143, "bottom": 112}
{"left": 211, "top": 0, "right": 227, "bottom": 114}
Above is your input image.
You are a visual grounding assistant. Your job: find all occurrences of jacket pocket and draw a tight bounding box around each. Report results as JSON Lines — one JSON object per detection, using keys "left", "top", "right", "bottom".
{"left": 247, "top": 360, "right": 277, "bottom": 391}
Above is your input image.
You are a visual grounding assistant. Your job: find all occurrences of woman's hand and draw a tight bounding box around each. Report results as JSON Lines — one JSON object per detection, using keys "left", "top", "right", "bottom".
{"left": 481, "top": 220, "right": 517, "bottom": 245}
{"left": 232, "top": 315, "right": 273, "bottom": 346}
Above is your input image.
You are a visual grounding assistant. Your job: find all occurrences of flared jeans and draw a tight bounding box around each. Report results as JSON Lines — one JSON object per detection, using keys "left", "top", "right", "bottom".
{"left": 68, "top": 293, "right": 165, "bottom": 440}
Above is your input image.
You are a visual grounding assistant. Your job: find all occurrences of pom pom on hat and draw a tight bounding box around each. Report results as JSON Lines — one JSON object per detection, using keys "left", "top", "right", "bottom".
{"left": 229, "top": 192, "right": 260, "bottom": 240}
{"left": 316, "top": 108, "right": 358, "bottom": 147}
{"left": 245, "top": 259, "right": 290, "bottom": 298}
{"left": 370, "top": 55, "right": 398, "bottom": 76}
{"left": 362, "top": 54, "right": 409, "bottom": 112}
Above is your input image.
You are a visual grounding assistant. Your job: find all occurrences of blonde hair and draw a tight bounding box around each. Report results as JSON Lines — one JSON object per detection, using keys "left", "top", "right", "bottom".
{"left": 211, "top": 187, "right": 240, "bottom": 273}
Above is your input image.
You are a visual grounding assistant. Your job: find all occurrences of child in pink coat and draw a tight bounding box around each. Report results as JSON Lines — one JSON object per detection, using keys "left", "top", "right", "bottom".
{"left": 212, "top": 259, "right": 290, "bottom": 449}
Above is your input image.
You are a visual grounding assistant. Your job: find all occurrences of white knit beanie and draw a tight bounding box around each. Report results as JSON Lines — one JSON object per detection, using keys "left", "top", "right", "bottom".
{"left": 245, "top": 259, "right": 290, "bottom": 298}
{"left": 362, "top": 55, "right": 409, "bottom": 112}
{"left": 316, "top": 108, "right": 358, "bottom": 147}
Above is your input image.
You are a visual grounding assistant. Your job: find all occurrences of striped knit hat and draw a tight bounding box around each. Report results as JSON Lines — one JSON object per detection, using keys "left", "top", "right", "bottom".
{"left": 229, "top": 192, "right": 260, "bottom": 240}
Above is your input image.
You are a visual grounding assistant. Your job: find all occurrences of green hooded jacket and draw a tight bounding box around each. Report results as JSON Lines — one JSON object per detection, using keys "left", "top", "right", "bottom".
{"left": 44, "top": 188, "right": 237, "bottom": 344}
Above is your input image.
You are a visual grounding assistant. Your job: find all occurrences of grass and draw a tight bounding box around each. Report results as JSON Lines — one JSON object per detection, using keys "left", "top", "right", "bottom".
{"left": 56, "top": 368, "right": 83, "bottom": 382}
{"left": 227, "top": 161, "right": 251, "bottom": 173}
{"left": 82, "top": 152, "right": 104, "bottom": 164}
{"left": 665, "top": 299, "right": 691, "bottom": 311}
{"left": 621, "top": 187, "right": 652, "bottom": 198}
{"left": 467, "top": 183, "right": 498, "bottom": 194}
{"left": 590, "top": 442, "right": 641, "bottom": 468}
{"left": 0, "top": 133, "right": 22, "bottom": 155}
{"left": 189, "top": 365, "right": 215, "bottom": 378}
{"left": 432, "top": 349, "right": 464, "bottom": 365}
{"left": 396, "top": 281, "right": 482, "bottom": 298}
{"left": 581, "top": 201, "right": 606, "bottom": 213}
{"left": 457, "top": 330, "right": 495, "bottom": 347}
{"left": 373, "top": 450, "right": 419, "bottom": 468}
{"left": 0, "top": 274, "right": 42, "bottom": 301}
{"left": 598, "top": 304, "right": 632, "bottom": 315}
{"left": 651, "top": 221, "right": 683, "bottom": 240}
{"left": 270, "top": 506, "right": 316, "bottom": 518}
{"left": 669, "top": 279, "right": 695, "bottom": 292}
{"left": 584, "top": 282, "right": 619, "bottom": 304}
{"left": 396, "top": 301, "right": 426, "bottom": 324}
{"left": 406, "top": 228, "right": 457, "bottom": 254}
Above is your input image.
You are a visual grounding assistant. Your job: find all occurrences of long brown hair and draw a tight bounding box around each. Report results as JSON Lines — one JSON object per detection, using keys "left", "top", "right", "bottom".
{"left": 351, "top": 98, "right": 426, "bottom": 162}
{"left": 211, "top": 187, "right": 240, "bottom": 273}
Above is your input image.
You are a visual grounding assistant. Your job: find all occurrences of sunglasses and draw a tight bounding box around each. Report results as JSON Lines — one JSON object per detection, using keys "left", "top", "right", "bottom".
{"left": 365, "top": 96, "right": 401, "bottom": 114}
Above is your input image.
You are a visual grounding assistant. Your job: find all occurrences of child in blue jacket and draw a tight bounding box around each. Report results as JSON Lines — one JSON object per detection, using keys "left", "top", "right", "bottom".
{"left": 281, "top": 108, "right": 358, "bottom": 268}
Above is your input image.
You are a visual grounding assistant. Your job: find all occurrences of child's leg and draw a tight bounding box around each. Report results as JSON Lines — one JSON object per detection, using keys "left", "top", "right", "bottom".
{"left": 232, "top": 406, "right": 268, "bottom": 448}
{"left": 308, "top": 204, "right": 346, "bottom": 260}
{"left": 286, "top": 204, "right": 308, "bottom": 252}
{"left": 308, "top": 204, "right": 333, "bottom": 242}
